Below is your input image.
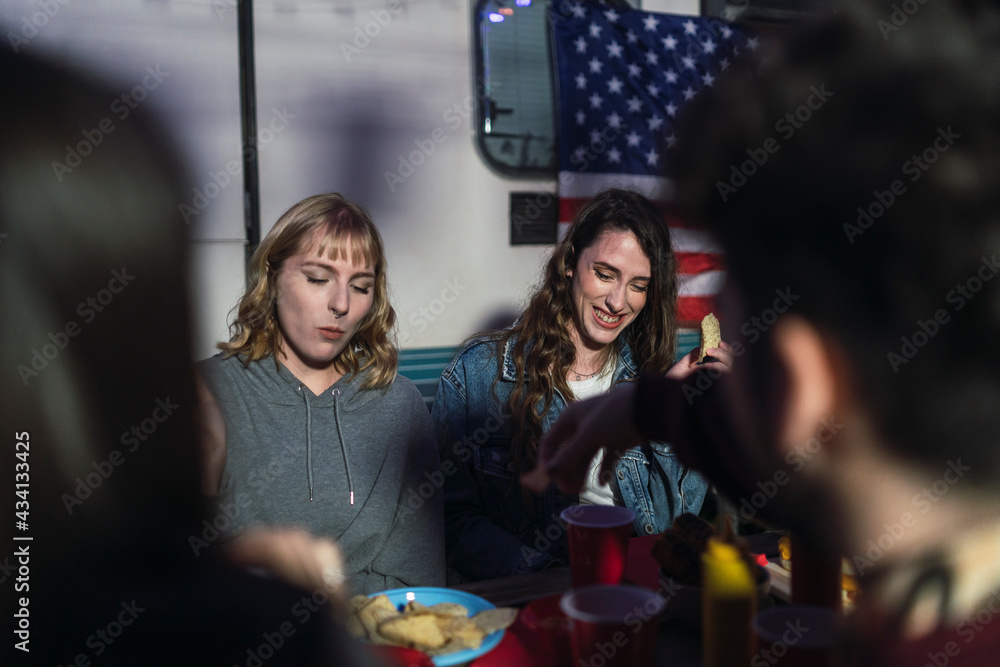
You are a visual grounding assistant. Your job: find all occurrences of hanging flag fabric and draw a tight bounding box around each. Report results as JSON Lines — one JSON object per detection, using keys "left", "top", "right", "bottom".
{"left": 550, "top": 1, "right": 756, "bottom": 323}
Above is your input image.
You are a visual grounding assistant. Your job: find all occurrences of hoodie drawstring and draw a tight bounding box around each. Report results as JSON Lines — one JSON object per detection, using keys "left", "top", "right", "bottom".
{"left": 332, "top": 389, "right": 355, "bottom": 505}
{"left": 298, "top": 385, "right": 354, "bottom": 505}
{"left": 300, "top": 387, "right": 315, "bottom": 502}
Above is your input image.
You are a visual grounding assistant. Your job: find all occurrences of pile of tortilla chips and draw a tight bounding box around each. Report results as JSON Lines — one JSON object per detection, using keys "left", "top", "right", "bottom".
{"left": 348, "top": 594, "right": 517, "bottom": 656}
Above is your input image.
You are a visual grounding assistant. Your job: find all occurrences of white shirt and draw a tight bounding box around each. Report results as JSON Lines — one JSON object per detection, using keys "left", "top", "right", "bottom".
{"left": 568, "top": 363, "right": 621, "bottom": 506}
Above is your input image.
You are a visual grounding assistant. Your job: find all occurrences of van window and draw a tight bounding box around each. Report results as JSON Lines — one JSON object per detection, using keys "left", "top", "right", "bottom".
{"left": 474, "top": 0, "right": 559, "bottom": 177}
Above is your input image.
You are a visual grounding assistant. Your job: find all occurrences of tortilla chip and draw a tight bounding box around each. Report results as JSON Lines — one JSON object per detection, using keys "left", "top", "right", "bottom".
{"left": 345, "top": 612, "right": 368, "bottom": 639}
{"left": 379, "top": 613, "right": 447, "bottom": 651}
{"left": 405, "top": 600, "right": 432, "bottom": 615}
{"left": 429, "top": 602, "right": 469, "bottom": 618}
{"left": 438, "top": 615, "right": 485, "bottom": 649}
{"left": 349, "top": 594, "right": 372, "bottom": 612}
{"left": 358, "top": 595, "right": 399, "bottom": 645}
{"left": 699, "top": 313, "right": 721, "bottom": 363}
{"left": 472, "top": 607, "right": 518, "bottom": 635}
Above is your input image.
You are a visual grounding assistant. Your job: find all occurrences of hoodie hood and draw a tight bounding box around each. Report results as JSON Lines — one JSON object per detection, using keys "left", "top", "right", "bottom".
{"left": 234, "top": 355, "right": 391, "bottom": 411}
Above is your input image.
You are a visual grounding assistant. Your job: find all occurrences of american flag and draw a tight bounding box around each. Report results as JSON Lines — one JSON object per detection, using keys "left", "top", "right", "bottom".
{"left": 551, "top": 1, "right": 756, "bottom": 324}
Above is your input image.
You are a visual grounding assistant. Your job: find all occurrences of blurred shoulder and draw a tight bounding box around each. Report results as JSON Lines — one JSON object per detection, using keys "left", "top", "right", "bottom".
{"left": 388, "top": 373, "right": 423, "bottom": 403}
{"left": 195, "top": 353, "right": 229, "bottom": 389}
{"left": 195, "top": 352, "right": 253, "bottom": 388}
{"left": 196, "top": 352, "right": 244, "bottom": 375}
{"left": 372, "top": 374, "right": 430, "bottom": 418}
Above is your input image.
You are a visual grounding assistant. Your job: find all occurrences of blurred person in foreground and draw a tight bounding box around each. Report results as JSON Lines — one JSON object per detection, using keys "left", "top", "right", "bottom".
{"left": 197, "top": 192, "right": 445, "bottom": 594}
{"left": 433, "top": 188, "right": 733, "bottom": 581}
{"left": 526, "top": 0, "right": 1000, "bottom": 663}
{"left": 0, "top": 48, "right": 378, "bottom": 665}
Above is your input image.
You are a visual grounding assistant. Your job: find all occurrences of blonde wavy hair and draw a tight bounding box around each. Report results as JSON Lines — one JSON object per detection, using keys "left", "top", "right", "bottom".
{"left": 219, "top": 193, "right": 397, "bottom": 390}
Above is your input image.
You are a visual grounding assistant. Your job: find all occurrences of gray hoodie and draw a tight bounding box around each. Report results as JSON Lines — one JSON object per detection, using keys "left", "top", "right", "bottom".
{"left": 198, "top": 353, "right": 445, "bottom": 594}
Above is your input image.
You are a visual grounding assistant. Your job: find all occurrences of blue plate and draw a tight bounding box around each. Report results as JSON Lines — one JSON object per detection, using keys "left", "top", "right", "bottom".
{"left": 368, "top": 587, "right": 505, "bottom": 666}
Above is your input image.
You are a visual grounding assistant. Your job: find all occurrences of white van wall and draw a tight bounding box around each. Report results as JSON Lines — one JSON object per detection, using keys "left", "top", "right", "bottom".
{"left": 2, "top": 0, "right": 695, "bottom": 358}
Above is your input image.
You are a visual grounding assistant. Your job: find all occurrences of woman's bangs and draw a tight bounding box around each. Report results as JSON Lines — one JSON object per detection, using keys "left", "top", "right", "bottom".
{"left": 313, "top": 220, "right": 380, "bottom": 271}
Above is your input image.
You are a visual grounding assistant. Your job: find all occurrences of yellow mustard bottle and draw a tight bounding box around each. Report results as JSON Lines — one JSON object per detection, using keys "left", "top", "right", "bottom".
{"left": 702, "top": 537, "right": 756, "bottom": 667}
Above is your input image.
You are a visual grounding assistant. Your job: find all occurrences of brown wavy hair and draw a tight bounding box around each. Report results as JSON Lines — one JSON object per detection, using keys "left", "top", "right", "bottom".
{"left": 219, "top": 193, "right": 397, "bottom": 390}
{"left": 501, "top": 188, "right": 678, "bottom": 473}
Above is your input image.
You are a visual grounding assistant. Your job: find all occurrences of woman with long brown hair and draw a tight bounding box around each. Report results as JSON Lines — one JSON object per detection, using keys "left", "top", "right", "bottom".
{"left": 198, "top": 193, "right": 444, "bottom": 594}
{"left": 432, "top": 187, "right": 731, "bottom": 581}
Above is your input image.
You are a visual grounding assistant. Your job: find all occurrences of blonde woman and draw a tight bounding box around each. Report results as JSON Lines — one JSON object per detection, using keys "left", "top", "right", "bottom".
{"left": 198, "top": 193, "right": 444, "bottom": 594}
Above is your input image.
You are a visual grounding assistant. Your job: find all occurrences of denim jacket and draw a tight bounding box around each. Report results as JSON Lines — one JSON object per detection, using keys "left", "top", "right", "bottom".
{"left": 431, "top": 331, "right": 708, "bottom": 581}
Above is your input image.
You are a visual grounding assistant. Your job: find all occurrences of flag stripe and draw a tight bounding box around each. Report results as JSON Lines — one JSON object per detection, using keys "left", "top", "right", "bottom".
{"left": 678, "top": 269, "right": 726, "bottom": 295}
{"left": 677, "top": 296, "right": 717, "bottom": 324}
{"left": 676, "top": 252, "right": 724, "bottom": 275}
{"left": 670, "top": 228, "right": 722, "bottom": 253}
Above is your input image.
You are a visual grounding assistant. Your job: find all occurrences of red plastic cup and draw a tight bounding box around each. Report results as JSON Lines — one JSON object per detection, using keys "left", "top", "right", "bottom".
{"left": 790, "top": 534, "right": 843, "bottom": 611}
{"left": 560, "top": 584, "right": 664, "bottom": 667}
{"left": 561, "top": 505, "right": 635, "bottom": 587}
{"left": 521, "top": 594, "right": 572, "bottom": 667}
{"left": 368, "top": 645, "right": 434, "bottom": 667}
{"left": 752, "top": 604, "right": 838, "bottom": 667}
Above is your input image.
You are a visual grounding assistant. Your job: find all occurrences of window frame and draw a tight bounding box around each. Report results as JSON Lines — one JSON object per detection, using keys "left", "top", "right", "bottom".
{"left": 471, "top": 0, "right": 560, "bottom": 179}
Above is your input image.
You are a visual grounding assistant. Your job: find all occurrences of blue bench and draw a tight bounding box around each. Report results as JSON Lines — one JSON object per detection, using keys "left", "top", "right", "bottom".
{"left": 398, "top": 346, "right": 461, "bottom": 409}
{"left": 398, "top": 330, "right": 701, "bottom": 411}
